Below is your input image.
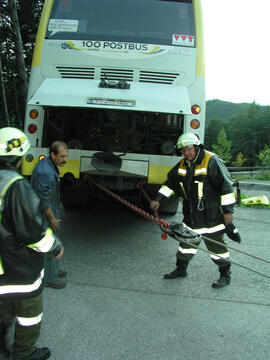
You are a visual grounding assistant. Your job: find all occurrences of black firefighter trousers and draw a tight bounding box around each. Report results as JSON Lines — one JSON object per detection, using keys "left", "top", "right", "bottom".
{"left": 0, "top": 292, "right": 43, "bottom": 359}
{"left": 177, "top": 232, "right": 231, "bottom": 269}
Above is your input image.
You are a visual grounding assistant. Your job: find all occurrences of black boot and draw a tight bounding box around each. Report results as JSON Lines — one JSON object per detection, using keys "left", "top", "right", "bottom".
{"left": 212, "top": 265, "right": 231, "bottom": 289}
{"left": 12, "top": 347, "right": 51, "bottom": 360}
{"left": 0, "top": 320, "right": 10, "bottom": 359}
{"left": 164, "top": 259, "right": 189, "bottom": 279}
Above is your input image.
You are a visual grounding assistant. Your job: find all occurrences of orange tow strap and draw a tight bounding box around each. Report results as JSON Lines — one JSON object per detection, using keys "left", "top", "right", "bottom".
{"left": 85, "top": 176, "right": 169, "bottom": 239}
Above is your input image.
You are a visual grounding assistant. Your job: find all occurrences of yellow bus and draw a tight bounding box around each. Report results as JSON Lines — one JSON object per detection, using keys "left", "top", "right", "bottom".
{"left": 23, "top": 0, "right": 205, "bottom": 213}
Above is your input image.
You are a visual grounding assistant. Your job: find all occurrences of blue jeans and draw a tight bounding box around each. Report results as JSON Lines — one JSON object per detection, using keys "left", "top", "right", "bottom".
{"left": 44, "top": 253, "right": 60, "bottom": 283}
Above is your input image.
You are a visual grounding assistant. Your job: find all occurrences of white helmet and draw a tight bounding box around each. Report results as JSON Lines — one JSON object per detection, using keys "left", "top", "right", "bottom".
{"left": 176, "top": 132, "right": 201, "bottom": 150}
{"left": 0, "top": 127, "right": 30, "bottom": 163}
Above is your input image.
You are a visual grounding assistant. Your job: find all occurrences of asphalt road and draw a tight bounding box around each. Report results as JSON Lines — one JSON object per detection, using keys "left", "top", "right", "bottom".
{"left": 8, "top": 185, "right": 270, "bottom": 360}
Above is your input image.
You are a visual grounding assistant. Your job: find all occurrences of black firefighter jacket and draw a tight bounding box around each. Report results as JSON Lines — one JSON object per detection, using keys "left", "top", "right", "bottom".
{"left": 155, "top": 149, "right": 235, "bottom": 235}
{"left": 0, "top": 168, "right": 62, "bottom": 301}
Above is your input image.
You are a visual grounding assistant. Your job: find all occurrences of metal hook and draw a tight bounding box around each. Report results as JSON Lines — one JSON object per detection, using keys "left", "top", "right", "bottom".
{"left": 197, "top": 199, "right": 204, "bottom": 211}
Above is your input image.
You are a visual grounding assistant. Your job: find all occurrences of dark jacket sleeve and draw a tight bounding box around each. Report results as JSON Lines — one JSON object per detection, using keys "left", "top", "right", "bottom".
{"left": 4, "top": 179, "right": 62, "bottom": 256}
{"left": 208, "top": 155, "right": 235, "bottom": 214}
{"left": 155, "top": 161, "right": 185, "bottom": 203}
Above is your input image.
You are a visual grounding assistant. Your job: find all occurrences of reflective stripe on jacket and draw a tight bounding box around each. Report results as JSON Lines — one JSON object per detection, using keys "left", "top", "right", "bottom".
{"left": 156, "top": 149, "right": 235, "bottom": 235}
{"left": 0, "top": 168, "right": 62, "bottom": 300}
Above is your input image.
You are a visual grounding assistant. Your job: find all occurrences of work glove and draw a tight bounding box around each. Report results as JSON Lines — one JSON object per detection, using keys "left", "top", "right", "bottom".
{"left": 225, "top": 223, "right": 241, "bottom": 243}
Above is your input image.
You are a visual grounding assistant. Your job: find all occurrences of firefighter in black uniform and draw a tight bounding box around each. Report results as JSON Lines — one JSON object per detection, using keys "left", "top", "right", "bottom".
{"left": 0, "top": 127, "right": 64, "bottom": 360}
{"left": 150, "top": 133, "right": 235, "bottom": 288}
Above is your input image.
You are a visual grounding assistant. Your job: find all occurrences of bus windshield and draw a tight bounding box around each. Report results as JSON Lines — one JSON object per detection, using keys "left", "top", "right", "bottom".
{"left": 46, "top": 0, "right": 195, "bottom": 47}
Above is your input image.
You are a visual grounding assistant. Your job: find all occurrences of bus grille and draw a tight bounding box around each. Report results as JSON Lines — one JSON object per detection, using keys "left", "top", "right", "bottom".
{"left": 56, "top": 66, "right": 95, "bottom": 79}
{"left": 55, "top": 66, "right": 180, "bottom": 84}
{"left": 100, "top": 68, "right": 134, "bottom": 81}
{"left": 139, "top": 71, "right": 179, "bottom": 84}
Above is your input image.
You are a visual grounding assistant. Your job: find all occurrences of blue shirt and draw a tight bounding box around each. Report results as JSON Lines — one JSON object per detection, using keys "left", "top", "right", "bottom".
{"left": 31, "top": 156, "right": 60, "bottom": 227}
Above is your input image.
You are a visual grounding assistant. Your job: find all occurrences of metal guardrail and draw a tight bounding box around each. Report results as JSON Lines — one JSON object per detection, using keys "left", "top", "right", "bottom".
{"left": 228, "top": 167, "right": 270, "bottom": 179}
{"left": 227, "top": 168, "right": 270, "bottom": 204}
{"left": 228, "top": 167, "right": 270, "bottom": 172}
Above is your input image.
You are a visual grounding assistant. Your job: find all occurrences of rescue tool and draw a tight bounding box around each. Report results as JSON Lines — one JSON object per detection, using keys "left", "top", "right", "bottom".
{"left": 87, "top": 176, "right": 270, "bottom": 280}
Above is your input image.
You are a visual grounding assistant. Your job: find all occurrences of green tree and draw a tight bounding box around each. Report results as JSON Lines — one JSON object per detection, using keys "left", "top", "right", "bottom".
{"left": 228, "top": 103, "right": 269, "bottom": 166}
{"left": 257, "top": 145, "right": 270, "bottom": 167}
{"left": 204, "top": 117, "right": 226, "bottom": 149}
{"left": 0, "top": 0, "right": 44, "bottom": 128}
{"left": 212, "top": 128, "right": 232, "bottom": 164}
{"left": 8, "top": 0, "right": 29, "bottom": 113}
{"left": 0, "top": 55, "right": 9, "bottom": 126}
{"left": 231, "top": 152, "right": 246, "bottom": 167}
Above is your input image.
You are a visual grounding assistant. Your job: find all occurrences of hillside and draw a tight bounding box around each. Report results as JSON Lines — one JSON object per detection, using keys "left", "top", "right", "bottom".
{"left": 206, "top": 99, "right": 249, "bottom": 123}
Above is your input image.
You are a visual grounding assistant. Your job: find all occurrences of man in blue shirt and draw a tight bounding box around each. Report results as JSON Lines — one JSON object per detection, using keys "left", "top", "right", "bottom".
{"left": 31, "top": 141, "right": 68, "bottom": 289}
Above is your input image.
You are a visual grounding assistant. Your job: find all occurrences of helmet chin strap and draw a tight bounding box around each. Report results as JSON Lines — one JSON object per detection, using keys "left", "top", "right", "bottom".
{"left": 192, "top": 147, "right": 201, "bottom": 164}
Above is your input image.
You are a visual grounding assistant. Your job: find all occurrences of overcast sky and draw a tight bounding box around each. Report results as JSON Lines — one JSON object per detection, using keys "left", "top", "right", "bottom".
{"left": 202, "top": 0, "right": 270, "bottom": 105}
